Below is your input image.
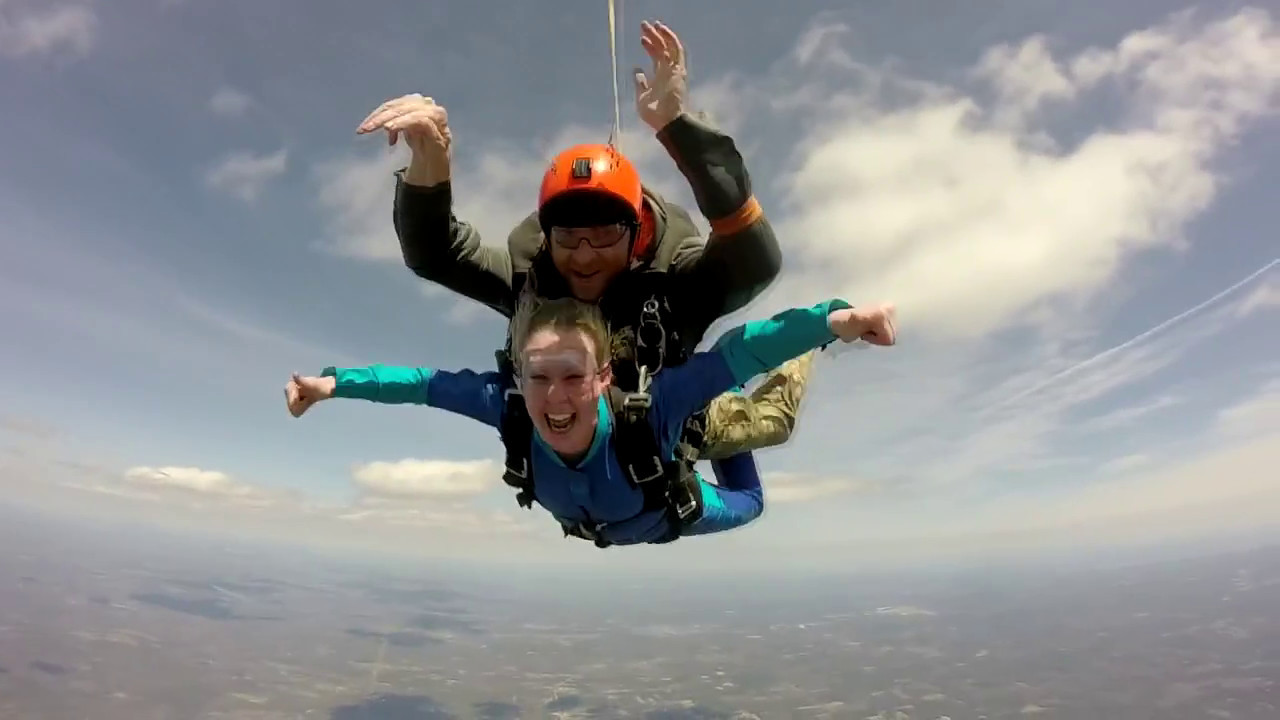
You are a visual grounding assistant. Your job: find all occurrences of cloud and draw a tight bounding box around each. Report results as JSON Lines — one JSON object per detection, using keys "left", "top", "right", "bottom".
{"left": 204, "top": 148, "right": 288, "bottom": 202}
{"left": 822, "top": 257, "right": 1280, "bottom": 493}
{"left": 121, "top": 466, "right": 290, "bottom": 508}
{"left": 351, "top": 458, "right": 499, "bottom": 498}
{"left": 2, "top": 452, "right": 554, "bottom": 561}
{"left": 754, "top": 8, "right": 1280, "bottom": 340}
{"left": 1215, "top": 378, "right": 1280, "bottom": 440}
{"left": 763, "top": 471, "right": 880, "bottom": 504}
{"left": 0, "top": 2, "right": 96, "bottom": 59}
{"left": 209, "top": 87, "right": 252, "bottom": 118}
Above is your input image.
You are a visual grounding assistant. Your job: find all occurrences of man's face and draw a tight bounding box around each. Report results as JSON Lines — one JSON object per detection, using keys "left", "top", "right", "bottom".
{"left": 546, "top": 224, "right": 631, "bottom": 302}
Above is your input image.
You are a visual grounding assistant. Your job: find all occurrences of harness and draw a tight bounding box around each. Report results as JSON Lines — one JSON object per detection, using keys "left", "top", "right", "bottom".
{"left": 494, "top": 269, "right": 708, "bottom": 547}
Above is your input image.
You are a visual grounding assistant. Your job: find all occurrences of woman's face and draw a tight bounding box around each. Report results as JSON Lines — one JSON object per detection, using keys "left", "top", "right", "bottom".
{"left": 519, "top": 327, "right": 611, "bottom": 459}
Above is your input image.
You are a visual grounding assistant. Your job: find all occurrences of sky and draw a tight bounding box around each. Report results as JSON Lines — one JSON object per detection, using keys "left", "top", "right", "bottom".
{"left": 1, "top": 0, "right": 1278, "bottom": 577}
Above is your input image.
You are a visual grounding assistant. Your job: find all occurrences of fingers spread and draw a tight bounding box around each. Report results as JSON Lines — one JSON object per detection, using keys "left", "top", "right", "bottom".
{"left": 654, "top": 21, "right": 684, "bottom": 61}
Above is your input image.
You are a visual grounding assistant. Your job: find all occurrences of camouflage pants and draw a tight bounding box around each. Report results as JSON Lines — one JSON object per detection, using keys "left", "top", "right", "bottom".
{"left": 696, "top": 350, "right": 816, "bottom": 460}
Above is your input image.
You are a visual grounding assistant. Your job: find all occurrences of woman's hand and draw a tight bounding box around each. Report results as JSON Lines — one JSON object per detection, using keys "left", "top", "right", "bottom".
{"left": 829, "top": 303, "right": 897, "bottom": 346}
{"left": 285, "top": 373, "right": 336, "bottom": 418}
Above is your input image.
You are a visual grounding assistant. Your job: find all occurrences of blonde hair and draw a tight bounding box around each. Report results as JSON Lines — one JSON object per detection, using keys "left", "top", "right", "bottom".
{"left": 510, "top": 294, "right": 611, "bottom": 372}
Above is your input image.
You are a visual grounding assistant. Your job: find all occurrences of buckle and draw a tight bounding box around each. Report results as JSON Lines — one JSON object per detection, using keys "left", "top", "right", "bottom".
{"left": 627, "top": 457, "right": 664, "bottom": 484}
{"left": 503, "top": 457, "right": 528, "bottom": 481}
{"left": 670, "top": 481, "right": 701, "bottom": 515}
{"left": 622, "top": 390, "right": 651, "bottom": 411}
{"left": 676, "top": 442, "right": 700, "bottom": 463}
{"left": 670, "top": 480, "right": 699, "bottom": 520}
{"left": 635, "top": 297, "right": 666, "bottom": 375}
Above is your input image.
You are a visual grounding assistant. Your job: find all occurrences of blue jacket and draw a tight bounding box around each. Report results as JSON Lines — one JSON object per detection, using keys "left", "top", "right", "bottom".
{"left": 322, "top": 299, "right": 850, "bottom": 545}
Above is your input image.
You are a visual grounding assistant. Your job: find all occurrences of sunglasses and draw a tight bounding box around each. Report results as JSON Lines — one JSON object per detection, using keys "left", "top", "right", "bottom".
{"left": 548, "top": 223, "right": 630, "bottom": 250}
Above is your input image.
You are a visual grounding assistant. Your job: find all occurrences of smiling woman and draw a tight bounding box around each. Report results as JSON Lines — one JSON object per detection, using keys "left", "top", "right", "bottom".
{"left": 283, "top": 298, "right": 897, "bottom": 548}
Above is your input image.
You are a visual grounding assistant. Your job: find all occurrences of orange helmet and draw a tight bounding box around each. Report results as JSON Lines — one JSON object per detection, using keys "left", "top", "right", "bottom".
{"left": 537, "top": 143, "right": 643, "bottom": 230}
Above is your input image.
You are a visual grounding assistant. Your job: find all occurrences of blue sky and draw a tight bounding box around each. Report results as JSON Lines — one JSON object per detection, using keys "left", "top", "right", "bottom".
{"left": 1, "top": 0, "right": 1278, "bottom": 575}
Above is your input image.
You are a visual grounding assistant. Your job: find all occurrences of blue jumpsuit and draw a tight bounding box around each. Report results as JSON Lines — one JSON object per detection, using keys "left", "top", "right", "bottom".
{"left": 323, "top": 299, "right": 850, "bottom": 546}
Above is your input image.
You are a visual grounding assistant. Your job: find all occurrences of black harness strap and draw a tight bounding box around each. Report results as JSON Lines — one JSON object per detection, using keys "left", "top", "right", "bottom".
{"left": 607, "top": 385, "right": 702, "bottom": 526}
{"left": 497, "top": 362, "right": 537, "bottom": 510}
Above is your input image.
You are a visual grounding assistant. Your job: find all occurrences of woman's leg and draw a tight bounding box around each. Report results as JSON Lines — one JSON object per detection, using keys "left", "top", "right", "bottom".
{"left": 681, "top": 452, "right": 766, "bottom": 536}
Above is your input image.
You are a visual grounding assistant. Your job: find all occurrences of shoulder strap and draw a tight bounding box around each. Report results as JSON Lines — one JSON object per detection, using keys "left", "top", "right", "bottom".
{"left": 498, "top": 382, "right": 537, "bottom": 510}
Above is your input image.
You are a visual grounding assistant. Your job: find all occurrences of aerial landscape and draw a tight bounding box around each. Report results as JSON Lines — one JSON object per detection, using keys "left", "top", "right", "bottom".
{"left": 2, "top": 507, "right": 1277, "bottom": 719}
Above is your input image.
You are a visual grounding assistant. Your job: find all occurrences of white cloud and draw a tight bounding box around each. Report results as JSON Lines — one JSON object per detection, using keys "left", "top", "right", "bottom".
{"left": 2, "top": 452, "right": 558, "bottom": 562}
{"left": 209, "top": 87, "right": 252, "bottom": 118}
{"left": 351, "top": 458, "right": 499, "bottom": 498}
{"left": 0, "top": 2, "right": 96, "bottom": 59}
{"left": 757, "top": 8, "right": 1280, "bottom": 341}
{"left": 763, "top": 471, "right": 879, "bottom": 504}
{"left": 121, "top": 465, "right": 290, "bottom": 509}
{"left": 204, "top": 148, "right": 288, "bottom": 203}
{"left": 311, "top": 148, "right": 408, "bottom": 261}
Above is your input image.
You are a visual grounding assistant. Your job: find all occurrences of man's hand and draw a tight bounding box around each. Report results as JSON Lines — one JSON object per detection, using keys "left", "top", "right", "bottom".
{"left": 829, "top": 304, "right": 897, "bottom": 346}
{"left": 357, "top": 94, "right": 451, "bottom": 186}
{"left": 634, "top": 20, "right": 688, "bottom": 132}
{"left": 285, "top": 373, "right": 336, "bottom": 418}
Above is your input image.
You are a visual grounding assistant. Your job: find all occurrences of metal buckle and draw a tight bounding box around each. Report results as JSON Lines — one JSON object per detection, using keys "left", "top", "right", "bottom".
{"left": 635, "top": 297, "right": 666, "bottom": 375}
{"left": 622, "top": 390, "right": 651, "bottom": 411}
{"left": 627, "top": 457, "right": 664, "bottom": 484}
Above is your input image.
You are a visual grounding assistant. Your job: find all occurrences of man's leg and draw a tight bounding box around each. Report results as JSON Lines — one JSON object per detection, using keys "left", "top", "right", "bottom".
{"left": 697, "top": 349, "right": 816, "bottom": 460}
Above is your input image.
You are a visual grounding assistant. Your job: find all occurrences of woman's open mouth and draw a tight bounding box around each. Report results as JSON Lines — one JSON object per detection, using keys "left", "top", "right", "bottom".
{"left": 546, "top": 413, "right": 575, "bottom": 433}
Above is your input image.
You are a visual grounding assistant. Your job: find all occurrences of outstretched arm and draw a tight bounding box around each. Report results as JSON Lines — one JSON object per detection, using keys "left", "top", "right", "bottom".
{"left": 287, "top": 364, "right": 507, "bottom": 429}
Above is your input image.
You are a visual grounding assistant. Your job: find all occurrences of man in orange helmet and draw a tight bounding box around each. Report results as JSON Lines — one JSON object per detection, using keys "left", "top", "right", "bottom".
{"left": 358, "top": 20, "right": 813, "bottom": 464}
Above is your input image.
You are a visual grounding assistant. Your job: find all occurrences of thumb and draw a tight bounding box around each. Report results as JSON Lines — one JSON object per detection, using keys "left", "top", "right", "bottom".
{"left": 633, "top": 67, "right": 650, "bottom": 98}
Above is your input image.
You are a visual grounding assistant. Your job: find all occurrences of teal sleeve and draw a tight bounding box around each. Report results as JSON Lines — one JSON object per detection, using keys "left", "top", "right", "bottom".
{"left": 711, "top": 299, "right": 851, "bottom": 385}
{"left": 321, "top": 365, "right": 436, "bottom": 405}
